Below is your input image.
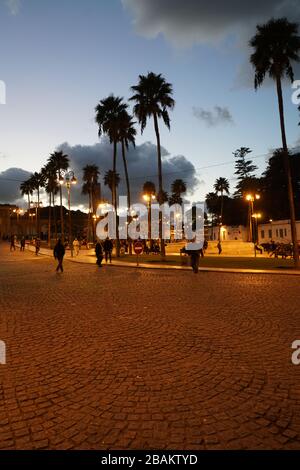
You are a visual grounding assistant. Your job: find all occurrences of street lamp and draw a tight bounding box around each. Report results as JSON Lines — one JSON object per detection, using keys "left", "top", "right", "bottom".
{"left": 59, "top": 170, "right": 77, "bottom": 255}
{"left": 245, "top": 193, "right": 260, "bottom": 243}
{"left": 143, "top": 193, "right": 156, "bottom": 244}
{"left": 30, "top": 201, "right": 43, "bottom": 236}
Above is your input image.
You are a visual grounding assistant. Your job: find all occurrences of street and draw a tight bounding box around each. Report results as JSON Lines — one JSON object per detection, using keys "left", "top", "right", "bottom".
{"left": 0, "top": 243, "right": 300, "bottom": 449}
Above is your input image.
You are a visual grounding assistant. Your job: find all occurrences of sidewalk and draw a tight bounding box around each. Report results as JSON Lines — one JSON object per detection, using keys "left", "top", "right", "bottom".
{"left": 23, "top": 243, "right": 300, "bottom": 276}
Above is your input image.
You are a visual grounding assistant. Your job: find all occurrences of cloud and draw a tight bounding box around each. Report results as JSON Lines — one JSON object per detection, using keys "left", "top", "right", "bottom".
{"left": 5, "top": 0, "right": 21, "bottom": 15}
{"left": 122, "top": 0, "right": 300, "bottom": 47}
{"left": 58, "top": 139, "right": 200, "bottom": 208}
{"left": 0, "top": 168, "right": 32, "bottom": 205}
{"left": 193, "top": 106, "right": 234, "bottom": 127}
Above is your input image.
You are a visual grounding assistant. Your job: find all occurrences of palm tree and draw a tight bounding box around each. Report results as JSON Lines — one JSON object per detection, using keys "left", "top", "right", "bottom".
{"left": 42, "top": 162, "right": 59, "bottom": 246}
{"left": 250, "top": 17, "right": 300, "bottom": 267}
{"left": 130, "top": 72, "right": 175, "bottom": 258}
{"left": 29, "top": 172, "right": 45, "bottom": 236}
{"left": 104, "top": 170, "right": 120, "bottom": 201}
{"left": 214, "top": 177, "right": 230, "bottom": 241}
{"left": 95, "top": 95, "right": 127, "bottom": 256}
{"left": 118, "top": 111, "right": 136, "bottom": 254}
{"left": 82, "top": 164, "right": 100, "bottom": 242}
{"left": 169, "top": 179, "right": 187, "bottom": 205}
{"left": 20, "top": 179, "right": 33, "bottom": 214}
{"left": 47, "top": 151, "right": 69, "bottom": 240}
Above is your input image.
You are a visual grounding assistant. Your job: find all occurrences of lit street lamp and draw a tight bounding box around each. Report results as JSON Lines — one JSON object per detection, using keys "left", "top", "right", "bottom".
{"left": 30, "top": 201, "right": 43, "bottom": 236}
{"left": 252, "top": 212, "right": 262, "bottom": 255}
{"left": 245, "top": 193, "right": 260, "bottom": 243}
{"left": 59, "top": 171, "right": 77, "bottom": 255}
{"left": 143, "top": 193, "right": 156, "bottom": 244}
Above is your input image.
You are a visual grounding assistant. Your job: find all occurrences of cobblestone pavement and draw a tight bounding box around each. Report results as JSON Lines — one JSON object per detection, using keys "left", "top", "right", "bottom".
{"left": 1, "top": 243, "right": 300, "bottom": 450}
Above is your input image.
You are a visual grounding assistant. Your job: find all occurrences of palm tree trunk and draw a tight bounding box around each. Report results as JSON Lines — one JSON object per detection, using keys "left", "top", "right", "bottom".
{"left": 219, "top": 191, "right": 224, "bottom": 242}
{"left": 53, "top": 193, "right": 57, "bottom": 241}
{"left": 48, "top": 192, "right": 51, "bottom": 247}
{"left": 113, "top": 140, "right": 120, "bottom": 257}
{"left": 276, "top": 75, "right": 299, "bottom": 267}
{"left": 121, "top": 139, "right": 132, "bottom": 254}
{"left": 59, "top": 184, "right": 64, "bottom": 241}
{"left": 37, "top": 188, "right": 40, "bottom": 236}
{"left": 153, "top": 112, "right": 165, "bottom": 258}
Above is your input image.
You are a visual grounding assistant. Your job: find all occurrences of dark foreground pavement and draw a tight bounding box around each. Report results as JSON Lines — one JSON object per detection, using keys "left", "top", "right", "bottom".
{"left": 1, "top": 243, "right": 300, "bottom": 450}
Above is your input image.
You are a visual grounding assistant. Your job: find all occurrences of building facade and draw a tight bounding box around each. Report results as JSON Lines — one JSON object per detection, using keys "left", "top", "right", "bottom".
{"left": 258, "top": 220, "right": 300, "bottom": 244}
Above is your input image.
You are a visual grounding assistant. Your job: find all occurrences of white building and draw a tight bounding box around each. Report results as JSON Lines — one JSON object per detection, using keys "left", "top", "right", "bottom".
{"left": 258, "top": 220, "right": 300, "bottom": 244}
{"left": 208, "top": 225, "right": 248, "bottom": 242}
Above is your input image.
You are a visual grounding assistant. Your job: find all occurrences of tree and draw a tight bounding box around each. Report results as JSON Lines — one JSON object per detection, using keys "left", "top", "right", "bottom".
{"left": 95, "top": 95, "right": 127, "bottom": 256}
{"left": 130, "top": 72, "right": 175, "bottom": 258}
{"left": 42, "top": 162, "right": 59, "bottom": 246}
{"left": 82, "top": 164, "right": 100, "bottom": 242}
{"left": 118, "top": 111, "right": 136, "bottom": 253}
{"left": 20, "top": 179, "right": 33, "bottom": 214}
{"left": 104, "top": 170, "right": 120, "bottom": 199}
{"left": 169, "top": 179, "right": 187, "bottom": 205}
{"left": 48, "top": 151, "right": 69, "bottom": 240}
{"left": 250, "top": 17, "right": 300, "bottom": 267}
{"left": 29, "top": 172, "right": 45, "bottom": 236}
{"left": 214, "top": 177, "right": 230, "bottom": 239}
{"left": 233, "top": 147, "right": 257, "bottom": 197}
{"left": 143, "top": 181, "right": 156, "bottom": 197}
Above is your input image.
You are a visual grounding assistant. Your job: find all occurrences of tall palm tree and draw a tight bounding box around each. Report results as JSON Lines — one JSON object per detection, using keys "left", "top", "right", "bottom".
{"left": 104, "top": 170, "right": 120, "bottom": 202}
{"left": 130, "top": 72, "right": 175, "bottom": 258}
{"left": 118, "top": 111, "right": 136, "bottom": 254}
{"left": 47, "top": 151, "right": 69, "bottom": 240}
{"left": 82, "top": 164, "right": 100, "bottom": 242}
{"left": 20, "top": 179, "right": 33, "bottom": 214}
{"left": 169, "top": 179, "right": 187, "bottom": 205}
{"left": 29, "top": 172, "right": 45, "bottom": 236}
{"left": 250, "top": 17, "right": 300, "bottom": 267}
{"left": 95, "top": 95, "right": 127, "bottom": 256}
{"left": 42, "top": 162, "right": 59, "bottom": 246}
{"left": 214, "top": 177, "right": 230, "bottom": 241}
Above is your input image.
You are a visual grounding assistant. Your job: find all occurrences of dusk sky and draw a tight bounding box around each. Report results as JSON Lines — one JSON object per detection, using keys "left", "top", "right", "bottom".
{"left": 1, "top": 0, "right": 300, "bottom": 208}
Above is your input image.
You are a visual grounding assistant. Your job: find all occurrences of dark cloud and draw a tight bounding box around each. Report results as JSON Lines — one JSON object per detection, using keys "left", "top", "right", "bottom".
{"left": 193, "top": 106, "right": 234, "bottom": 127}
{"left": 0, "top": 167, "right": 32, "bottom": 205}
{"left": 58, "top": 139, "right": 200, "bottom": 208}
{"left": 122, "top": 0, "right": 300, "bottom": 47}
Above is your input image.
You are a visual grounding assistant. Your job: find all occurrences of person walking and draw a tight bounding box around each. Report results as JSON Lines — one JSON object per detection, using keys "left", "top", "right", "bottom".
{"left": 54, "top": 238, "right": 65, "bottom": 273}
{"left": 35, "top": 238, "right": 41, "bottom": 256}
{"left": 95, "top": 240, "right": 103, "bottom": 267}
{"left": 73, "top": 238, "right": 80, "bottom": 257}
{"left": 10, "top": 234, "right": 16, "bottom": 252}
{"left": 20, "top": 236, "right": 26, "bottom": 252}
{"left": 103, "top": 237, "right": 113, "bottom": 264}
{"left": 217, "top": 241, "right": 222, "bottom": 255}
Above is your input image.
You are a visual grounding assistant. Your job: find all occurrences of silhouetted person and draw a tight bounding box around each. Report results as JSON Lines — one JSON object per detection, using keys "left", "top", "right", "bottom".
{"left": 10, "top": 235, "right": 16, "bottom": 251}
{"left": 20, "top": 237, "right": 26, "bottom": 252}
{"left": 35, "top": 238, "right": 41, "bottom": 256}
{"left": 103, "top": 237, "right": 113, "bottom": 263}
{"left": 54, "top": 238, "right": 65, "bottom": 273}
{"left": 217, "top": 241, "right": 222, "bottom": 255}
{"left": 95, "top": 241, "right": 103, "bottom": 267}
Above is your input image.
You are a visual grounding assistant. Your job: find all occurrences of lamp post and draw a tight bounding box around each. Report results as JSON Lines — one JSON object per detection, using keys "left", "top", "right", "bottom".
{"left": 245, "top": 193, "right": 260, "bottom": 244}
{"left": 92, "top": 214, "right": 100, "bottom": 242}
{"left": 58, "top": 171, "right": 77, "bottom": 255}
{"left": 252, "top": 212, "right": 262, "bottom": 257}
{"left": 143, "top": 193, "right": 156, "bottom": 247}
{"left": 30, "top": 201, "right": 43, "bottom": 237}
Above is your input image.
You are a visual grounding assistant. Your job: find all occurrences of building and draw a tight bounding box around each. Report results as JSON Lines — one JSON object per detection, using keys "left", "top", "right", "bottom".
{"left": 258, "top": 219, "right": 300, "bottom": 244}
{"left": 0, "top": 204, "right": 17, "bottom": 239}
{"left": 207, "top": 225, "right": 248, "bottom": 242}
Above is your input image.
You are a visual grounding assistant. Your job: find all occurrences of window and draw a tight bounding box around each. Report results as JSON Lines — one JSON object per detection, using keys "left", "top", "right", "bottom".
{"left": 268, "top": 229, "right": 272, "bottom": 238}
{"left": 276, "top": 229, "right": 279, "bottom": 237}
{"left": 284, "top": 229, "right": 287, "bottom": 237}
{"left": 279, "top": 229, "right": 284, "bottom": 238}
{"left": 261, "top": 230, "right": 265, "bottom": 239}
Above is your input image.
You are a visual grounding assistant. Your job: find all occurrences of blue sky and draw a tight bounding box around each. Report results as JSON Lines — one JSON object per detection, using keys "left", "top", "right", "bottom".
{"left": 1, "top": 0, "right": 300, "bottom": 206}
